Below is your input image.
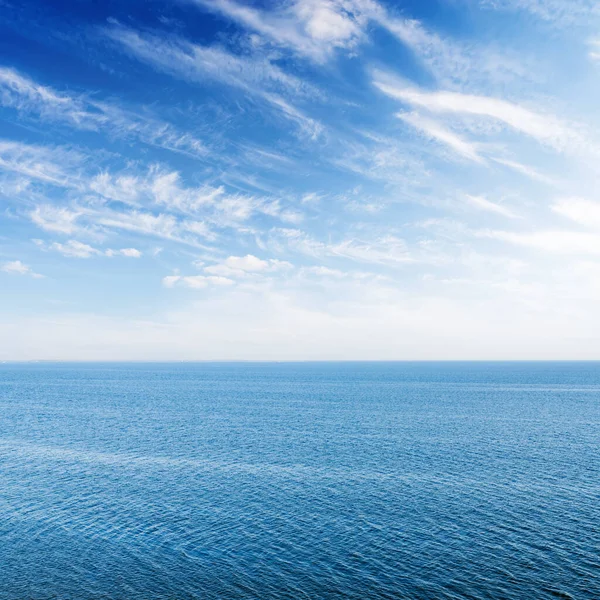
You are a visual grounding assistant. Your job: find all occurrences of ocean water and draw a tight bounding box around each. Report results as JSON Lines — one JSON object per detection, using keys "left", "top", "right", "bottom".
{"left": 0, "top": 362, "right": 598, "bottom": 600}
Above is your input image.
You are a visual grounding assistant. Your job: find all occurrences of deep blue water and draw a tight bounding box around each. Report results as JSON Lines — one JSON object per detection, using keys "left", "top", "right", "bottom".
{"left": 0, "top": 362, "right": 599, "bottom": 599}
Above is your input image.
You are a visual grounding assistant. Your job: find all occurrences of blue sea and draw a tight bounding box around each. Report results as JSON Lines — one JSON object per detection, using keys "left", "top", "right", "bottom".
{"left": 0, "top": 362, "right": 598, "bottom": 599}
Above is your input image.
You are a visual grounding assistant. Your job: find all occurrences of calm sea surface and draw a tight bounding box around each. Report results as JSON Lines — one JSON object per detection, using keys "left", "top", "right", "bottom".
{"left": 0, "top": 362, "right": 598, "bottom": 599}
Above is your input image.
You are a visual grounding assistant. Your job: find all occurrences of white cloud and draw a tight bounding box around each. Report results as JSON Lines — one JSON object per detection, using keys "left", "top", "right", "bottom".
{"left": 90, "top": 173, "right": 143, "bottom": 206}
{"left": 1, "top": 260, "right": 43, "bottom": 278}
{"left": 92, "top": 209, "right": 180, "bottom": 240}
{"left": 188, "top": 0, "right": 527, "bottom": 88}
{"left": 116, "top": 248, "right": 142, "bottom": 258}
{"left": 480, "top": 0, "right": 600, "bottom": 27}
{"left": 398, "top": 112, "right": 485, "bottom": 163}
{"left": 272, "top": 228, "right": 416, "bottom": 265}
{"left": 375, "top": 75, "right": 579, "bottom": 151}
{"left": 204, "top": 254, "right": 293, "bottom": 276}
{"left": 0, "top": 139, "right": 81, "bottom": 187}
{"left": 105, "top": 23, "right": 322, "bottom": 138}
{"left": 225, "top": 254, "right": 273, "bottom": 272}
{"left": 332, "top": 132, "right": 430, "bottom": 187}
{"left": 464, "top": 195, "right": 520, "bottom": 219}
{"left": 189, "top": 0, "right": 365, "bottom": 63}
{"left": 370, "top": 8, "right": 529, "bottom": 86}
{"left": 552, "top": 197, "right": 600, "bottom": 228}
{"left": 0, "top": 67, "right": 207, "bottom": 159}
{"left": 589, "top": 39, "right": 600, "bottom": 61}
{"left": 298, "top": 265, "right": 376, "bottom": 280}
{"left": 481, "top": 229, "right": 600, "bottom": 255}
{"left": 30, "top": 205, "right": 84, "bottom": 235}
{"left": 38, "top": 239, "right": 143, "bottom": 259}
{"left": 89, "top": 167, "right": 303, "bottom": 229}
{"left": 162, "top": 274, "right": 235, "bottom": 289}
{"left": 33, "top": 237, "right": 144, "bottom": 259}
{"left": 11, "top": 147, "right": 306, "bottom": 249}
{"left": 491, "top": 157, "right": 555, "bottom": 184}
{"left": 49, "top": 240, "right": 99, "bottom": 258}
{"left": 186, "top": 0, "right": 531, "bottom": 93}
{"left": 28, "top": 202, "right": 213, "bottom": 249}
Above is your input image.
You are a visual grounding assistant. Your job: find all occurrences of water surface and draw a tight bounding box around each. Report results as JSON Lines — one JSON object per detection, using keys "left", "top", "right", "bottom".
{"left": 0, "top": 362, "right": 598, "bottom": 599}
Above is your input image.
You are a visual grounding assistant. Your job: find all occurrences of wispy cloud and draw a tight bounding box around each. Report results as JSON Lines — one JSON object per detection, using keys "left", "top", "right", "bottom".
{"left": 29, "top": 205, "right": 86, "bottom": 235}
{"left": 374, "top": 73, "right": 580, "bottom": 152}
{"left": 552, "top": 197, "right": 600, "bottom": 228}
{"left": 0, "top": 139, "right": 83, "bottom": 187}
{"left": 0, "top": 67, "right": 208, "bottom": 158}
{"left": 162, "top": 274, "right": 235, "bottom": 289}
{"left": 480, "top": 0, "right": 600, "bottom": 27}
{"left": 270, "top": 228, "right": 417, "bottom": 266}
{"left": 464, "top": 195, "right": 520, "bottom": 219}
{"left": 90, "top": 168, "right": 304, "bottom": 227}
{"left": 481, "top": 229, "right": 600, "bottom": 255}
{"left": 188, "top": 0, "right": 528, "bottom": 88}
{"left": 2, "top": 142, "right": 305, "bottom": 247}
{"left": 104, "top": 23, "right": 322, "bottom": 138}
{"left": 371, "top": 9, "right": 529, "bottom": 86}
{"left": 188, "top": 0, "right": 366, "bottom": 63}
{"left": 491, "top": 157, "right": 555, "bottom": 184}
{"left": 398, "top": 112, "right": 485, "bottom": 163}
{"left": 34, "top": 238, "right": 142, "bottom": 258}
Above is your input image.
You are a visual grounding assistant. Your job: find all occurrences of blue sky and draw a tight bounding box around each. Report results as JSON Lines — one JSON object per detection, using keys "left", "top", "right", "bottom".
{"left": 2, "top": 0, "right": 600, "bottom": 360}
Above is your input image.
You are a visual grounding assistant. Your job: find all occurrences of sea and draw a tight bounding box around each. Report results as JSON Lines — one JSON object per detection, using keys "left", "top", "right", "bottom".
{"left": 0, "top": 362, "right": 598, "bottom": 599}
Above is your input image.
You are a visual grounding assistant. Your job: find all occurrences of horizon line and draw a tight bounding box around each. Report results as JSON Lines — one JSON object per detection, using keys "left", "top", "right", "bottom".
{"left": 3, "top": 359, "right": 600, "bottom": 364}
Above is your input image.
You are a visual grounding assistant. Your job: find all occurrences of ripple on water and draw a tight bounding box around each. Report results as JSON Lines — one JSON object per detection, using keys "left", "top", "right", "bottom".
{"left": 0, "top": 362, "right": 599, "bottom": 599}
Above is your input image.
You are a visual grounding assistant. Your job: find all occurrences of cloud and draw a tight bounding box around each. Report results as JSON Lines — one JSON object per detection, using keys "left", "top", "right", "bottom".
{"left": 204, "top": 254, "right": 293, "bottom": 276}
{"left": 29, "top": 203, "right": 209, "bottom": 249}
{"left": 188, "top": 0, "right": 365, "bottom": 63}
{"left": 298, "top": 265, "right": 377, "bottom": 281}
{"left": 34, "top": 239, "right": 142, "bottom": 258}
{"left": 187, "top": 0, "right": 526, "bottom": 87}
{"left": 398, "top": 112, "right": 485, "bottom": 163}
{"left": 6, "top": 144, "right": 302, "bottom": 236}
{"left": 104, "top": 23, "right": 322, "bottom": 138}
{"left": 1, "top": 260, "right": 43, "bottom": 278}
{"left": 332, "top": 132, "right": 430, "bottom": 187}
{"left": 89, "top": 172, "right": 143, "bottom": 207}
{"left": 89, "top": 167, "right": 303, "bottom": 229}
{"left": 91, "top": 209, "right": 181, "bottom": 240}
{"left": 370, "top": 8, "right": 529, "bottom": 86}
{"left": 162, "top": 274, "right": 235, "bottom": 289}
{"left": 374, "top": 74, "right": 579, "bottom": 151}
{"left": 272, "top": 228, "right": 416, "bottom": 265}
{"left": 480, "top": 0, "right": 600, "bottom": 27}
{"left": 491, "top": 157, "right": 555, "bottom": 184}
{"left": 552, "top": 197, "right": 600, "bottom": 228}
{"left": 17, "top": 156, "right": 307, "bottom": 250}
{"left": 29, "top": 205, "right": 84, "bottom": 235}
{"left": 464, "top": 195, "right": 520, "bottom": 219}
{"left": 0, "top": 139, "right": 82, "bottom": 187}
{"left": 481, "top": 229, "right": 600, "bottom": 255}
{"left": 0, "top": 67, "right": 207, "bottom": 159}
{"left": 115, "top": 248, "right": 142, "bottom": 258}
{"left": 187, "top": 0, "right": 531, "bottom": 92}
{"left": 47, "top": 240, "right": 98, "bottom": 258}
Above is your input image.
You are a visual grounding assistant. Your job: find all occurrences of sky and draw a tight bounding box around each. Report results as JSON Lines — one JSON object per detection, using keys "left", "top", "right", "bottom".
{"left": 1, "top": 0, "right": 600, "bottom": 360}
